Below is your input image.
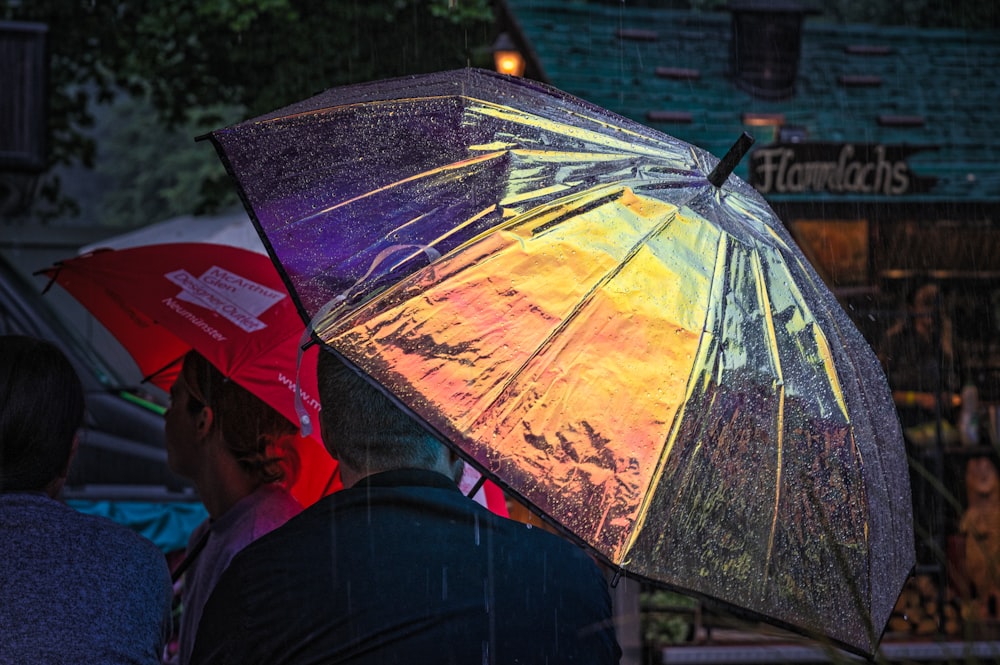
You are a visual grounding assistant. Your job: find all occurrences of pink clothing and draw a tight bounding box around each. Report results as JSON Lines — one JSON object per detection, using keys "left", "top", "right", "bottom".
{"left": 176, "top": 484, "right": 302, "bottom": 665}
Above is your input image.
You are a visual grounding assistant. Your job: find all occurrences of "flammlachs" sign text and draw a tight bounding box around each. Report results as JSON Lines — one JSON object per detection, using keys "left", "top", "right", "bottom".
{"left": 748, "top": 143, "right": 936, "bottom": 196}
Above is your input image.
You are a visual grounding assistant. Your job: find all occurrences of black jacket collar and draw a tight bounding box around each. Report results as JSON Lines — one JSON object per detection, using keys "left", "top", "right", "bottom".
{"left": 351, "top": 468, "right": 462, "bottom": 493}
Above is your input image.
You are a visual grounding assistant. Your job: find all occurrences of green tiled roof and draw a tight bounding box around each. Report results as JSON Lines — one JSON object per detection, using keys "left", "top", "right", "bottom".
{"left": 501, "top": 0, "right": 1000, "bottom": 202}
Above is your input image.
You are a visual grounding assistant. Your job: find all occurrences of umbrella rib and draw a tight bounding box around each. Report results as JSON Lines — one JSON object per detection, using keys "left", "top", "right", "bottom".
{"left": 468, "top": 100, "right": 679, "bottom": 159}
{"left": 752, "top": 248, "right": 786, "bottom": 584}
{"left": 142, "top": 355, "right": 185, "bottom": 385}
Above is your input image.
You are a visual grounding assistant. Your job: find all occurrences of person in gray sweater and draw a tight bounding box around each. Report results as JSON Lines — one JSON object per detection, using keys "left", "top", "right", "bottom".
{"left": 0, "top": 335, "right": 172, "bottom": 664}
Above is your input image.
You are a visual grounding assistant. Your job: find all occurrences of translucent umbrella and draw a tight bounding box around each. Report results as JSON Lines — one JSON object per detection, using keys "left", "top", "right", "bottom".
{"left": 208, "top": 68, "right": 913, "bottom": 656}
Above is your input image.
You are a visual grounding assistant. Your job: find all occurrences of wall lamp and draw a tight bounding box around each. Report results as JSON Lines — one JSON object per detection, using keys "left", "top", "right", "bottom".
{"left": 492, "top": 32, "right": 525, "bottom": 77}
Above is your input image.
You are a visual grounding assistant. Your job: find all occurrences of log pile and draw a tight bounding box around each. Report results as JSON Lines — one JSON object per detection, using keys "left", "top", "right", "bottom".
{"left": 886, "top": 574, "right": 962, "bottom": 638}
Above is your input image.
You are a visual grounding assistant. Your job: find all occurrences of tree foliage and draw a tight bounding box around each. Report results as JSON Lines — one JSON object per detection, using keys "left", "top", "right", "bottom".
{"left": 3, "top": 0, "right": 494, "bottom": 223}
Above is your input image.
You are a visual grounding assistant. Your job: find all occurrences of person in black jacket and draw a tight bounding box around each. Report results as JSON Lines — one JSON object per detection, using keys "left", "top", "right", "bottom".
{"left": 190, "top": 347, "right": 621, "bottom": 665}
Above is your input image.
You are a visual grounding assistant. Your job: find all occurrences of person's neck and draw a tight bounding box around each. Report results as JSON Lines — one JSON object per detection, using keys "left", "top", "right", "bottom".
{"left": 193, "top": 441, "right": 261, "bottom": 520}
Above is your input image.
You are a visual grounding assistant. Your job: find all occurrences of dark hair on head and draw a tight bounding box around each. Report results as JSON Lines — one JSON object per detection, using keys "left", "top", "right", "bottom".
{"left": 316, "top": 348, "right": 442, "bottom": 473}
{"left": 180, "top": 351, "right": 295, "bottom": 484}
{"left": 0, "top": 335, "right": 85, "bottom": 491}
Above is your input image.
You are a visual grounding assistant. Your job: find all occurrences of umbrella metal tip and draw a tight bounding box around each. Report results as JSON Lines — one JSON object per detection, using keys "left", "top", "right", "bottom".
{"left": 708, "top": 131, "right": 756, "bottom": 188}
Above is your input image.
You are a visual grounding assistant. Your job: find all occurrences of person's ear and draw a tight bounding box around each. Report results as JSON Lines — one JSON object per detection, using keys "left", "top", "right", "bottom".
{"left": 196, "top": 405, "right": 214, "bottom": 438}
{"left": 447, "top": 449, "right": 465, "bottom": 485}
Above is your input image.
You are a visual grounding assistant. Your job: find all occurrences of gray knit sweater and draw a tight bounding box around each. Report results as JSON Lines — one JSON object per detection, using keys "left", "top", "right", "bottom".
{"left": 0, "top": 492, "right": 172, "bottom": 664}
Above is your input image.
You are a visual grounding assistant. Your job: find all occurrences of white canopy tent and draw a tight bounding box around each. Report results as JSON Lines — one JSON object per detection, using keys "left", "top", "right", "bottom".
{"left": 79, "top": 210, "right": 266, "bottom": 255}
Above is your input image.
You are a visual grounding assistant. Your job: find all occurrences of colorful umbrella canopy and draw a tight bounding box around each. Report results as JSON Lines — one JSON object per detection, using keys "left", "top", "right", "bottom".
{"left": 208, "top": 68, "right": 913, "bottom": 656}
{"left": 41, "top": 243, "right": 341, "bottom": 506}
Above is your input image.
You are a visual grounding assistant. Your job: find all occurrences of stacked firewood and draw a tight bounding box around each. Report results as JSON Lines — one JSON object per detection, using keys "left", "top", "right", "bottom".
{"left": 887, "top": 574, "right": 962, "bottom": 638}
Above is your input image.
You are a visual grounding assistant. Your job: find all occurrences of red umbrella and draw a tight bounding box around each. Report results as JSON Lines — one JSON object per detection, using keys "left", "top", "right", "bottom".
{"left": 40, "top": 242, "right": 341, "bottom": 506}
